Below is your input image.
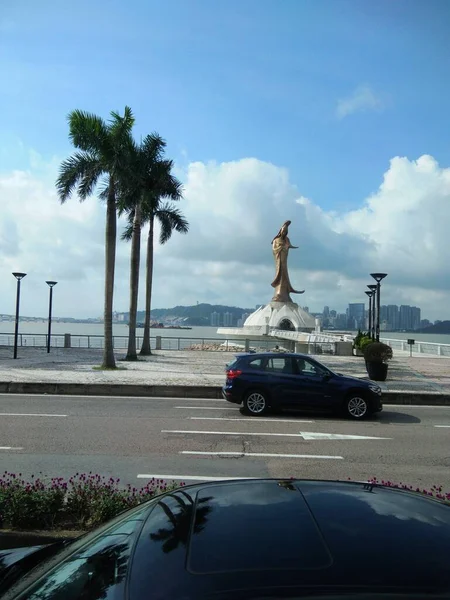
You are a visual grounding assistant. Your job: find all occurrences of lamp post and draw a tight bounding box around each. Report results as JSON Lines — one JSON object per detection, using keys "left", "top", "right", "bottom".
{"left": 367, "top": 284, "right": 378, "bottom": 340}
{"left": 12, "top": 272, "right": 26, "bottom": 359}
{"left": 370, "top": 273, "right": 388, "bottom": 342}
{"left": 364, "top": 290, "right": 373, "bottom": 336}
{"left": 46, "top": 281, "right": 57, "bottom": 353}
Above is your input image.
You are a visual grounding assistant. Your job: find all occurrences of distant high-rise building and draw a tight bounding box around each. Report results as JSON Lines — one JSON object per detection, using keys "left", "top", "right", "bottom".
{"left": 210, "top": 311, "right": 220, "bottom": 327}
{"left": 330, "top": 309, "right": 337, "bottom": 318}
{"left": 323, "top": 306, "right": 330, "bottom": 317}
{"left": 386, "top": 305, "right": 399, "bottom": 330}
{"left": 347, "top": 303, "right": 365, "bottom": 330}
{"left": 223, "top": 312, "right": 233, "bottom": 327}
{"left": 399, "top": 305, "right": 421, "bottom": 331}
{"left": 334, "top": 313, "right": 348, "bottom": 329}
{"left": 411, "top": 306, "right": 421, "bottom": 330}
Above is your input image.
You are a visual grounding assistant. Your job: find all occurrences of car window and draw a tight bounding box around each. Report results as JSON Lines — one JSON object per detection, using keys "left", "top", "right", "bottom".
{"left": 265, "top": 357, "right": 293, "bottom": 374}
{"left": 247, "top": 358, "right": 264, "bottom": 370}
{"left": 295, "top": 358, "right": 327, "bottom": 377}
{"left": 5, "top": 503, "right": 151, "bottom": 599}
{"left": 21, "top": 535, "right": 131, "bottom": 600}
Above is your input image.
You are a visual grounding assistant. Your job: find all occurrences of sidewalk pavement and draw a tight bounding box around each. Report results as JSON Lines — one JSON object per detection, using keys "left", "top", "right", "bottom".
{"left": 0, "top": 346, "right": 449, "bottom": 403}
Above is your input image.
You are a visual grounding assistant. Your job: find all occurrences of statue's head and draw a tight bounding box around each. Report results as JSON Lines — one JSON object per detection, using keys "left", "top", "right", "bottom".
{"left": 272, "top": 220, "right": 291, "bottom": 242}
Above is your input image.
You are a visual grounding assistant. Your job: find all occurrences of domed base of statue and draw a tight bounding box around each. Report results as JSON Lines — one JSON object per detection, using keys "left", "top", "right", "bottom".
{"left": 243, "top": 301, "right": 316, "bottom": 332}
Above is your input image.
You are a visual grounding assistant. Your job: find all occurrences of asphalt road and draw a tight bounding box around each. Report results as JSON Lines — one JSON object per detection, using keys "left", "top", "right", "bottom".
{"left": 0, "top": 393, "right": 449, "bottom": 490}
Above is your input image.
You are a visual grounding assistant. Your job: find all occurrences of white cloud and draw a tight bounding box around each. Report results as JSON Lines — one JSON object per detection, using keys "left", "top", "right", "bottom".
{"left": 336, "top": 85, "right": 385, "bottom": 119}
{"left": 0, "top": 151, "right": 449, "bottom": 321}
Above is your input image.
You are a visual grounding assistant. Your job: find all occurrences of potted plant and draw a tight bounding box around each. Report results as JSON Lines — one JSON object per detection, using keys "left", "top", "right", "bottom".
{"left": 353, "top": 330, "right": 371, "bottom": 356}
{"left": 363, "top": 341, "right": 393, "bottom": 381}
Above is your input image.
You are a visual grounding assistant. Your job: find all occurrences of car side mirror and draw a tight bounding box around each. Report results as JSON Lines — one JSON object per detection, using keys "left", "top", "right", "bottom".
{"left": 322, "top": 372, "right": 332, "bottom": 380}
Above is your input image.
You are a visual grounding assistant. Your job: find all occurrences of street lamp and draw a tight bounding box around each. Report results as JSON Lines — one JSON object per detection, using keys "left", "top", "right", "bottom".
{"left": 364, "top": 290, "right": 374, "bottom": 336}
{"left": 12, "top": 272, "right": 26, "bottom": 359}
{"left": 367, "top": 284, "right": 378, "bottom": 340}
{"left": 370, "top": 273, "right": 388, "bottom": 342}
{"left": 46, "top": 281, "right": 57, "bottom": 353}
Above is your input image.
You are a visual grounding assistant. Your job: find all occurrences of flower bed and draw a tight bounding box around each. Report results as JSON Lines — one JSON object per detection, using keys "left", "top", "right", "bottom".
{"left": 0, "top": 472, "right": 182, "bottom": 531}
{"left": 1, "top": 472, "right": 448, "bottom": 533}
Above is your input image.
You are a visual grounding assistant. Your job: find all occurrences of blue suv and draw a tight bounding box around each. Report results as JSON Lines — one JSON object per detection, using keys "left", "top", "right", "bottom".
{"left": 222, "top": 352, "right": 382, "bottom": 419}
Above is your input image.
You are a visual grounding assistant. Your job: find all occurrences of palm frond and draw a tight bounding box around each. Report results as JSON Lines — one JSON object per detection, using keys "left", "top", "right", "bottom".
{"left": 156, "top": 203, "right": 189, "bottom": 244}
{"left": 68, "top": 110, "right": 109, "bottom": 154}
{"left": 56, "top": 151, "right": 102, "bottom": 202}
{"left": 121, "top": 215, "right": 134, "bottom": 241}
{"left": 140, "top": 133, "right": 166, "bottom": 164}
{"left": 109, "top": 106, "right": 135, "bottom": 143}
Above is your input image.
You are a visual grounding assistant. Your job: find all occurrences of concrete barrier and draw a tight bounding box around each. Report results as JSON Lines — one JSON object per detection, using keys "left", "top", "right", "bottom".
{"left": 0, "top": 381, "right": 449, "bottom": 405}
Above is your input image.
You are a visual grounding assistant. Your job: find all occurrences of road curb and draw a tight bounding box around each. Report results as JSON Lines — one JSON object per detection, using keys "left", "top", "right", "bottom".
{"left": 0, "top": 381, "right": 450, "bottom": 405}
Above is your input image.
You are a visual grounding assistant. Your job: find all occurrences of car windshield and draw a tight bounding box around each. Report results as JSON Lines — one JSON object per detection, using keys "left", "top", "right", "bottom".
{"left": 1, "top": 502, "right": 152, "bottom": 598}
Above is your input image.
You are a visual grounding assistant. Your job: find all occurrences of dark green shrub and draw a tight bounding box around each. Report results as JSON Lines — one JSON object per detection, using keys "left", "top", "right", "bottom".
{"left": 359, "top": 336, "right": 374, "bottom": 352}
{"left": 363, "top": 341, "right": 393, "bottom": 363}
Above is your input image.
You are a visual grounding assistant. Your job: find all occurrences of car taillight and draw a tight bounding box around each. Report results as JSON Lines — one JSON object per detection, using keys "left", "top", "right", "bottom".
{"left": 227, "top": 369, "right": 242, "bottom": 379}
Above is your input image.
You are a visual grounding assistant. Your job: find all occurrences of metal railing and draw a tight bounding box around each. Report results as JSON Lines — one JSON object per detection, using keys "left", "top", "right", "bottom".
{"left": 0, "top": 332, "right": 337, "bottom": 354}
{"left": 381, "top": 337, "right": 450, "bottom": 357}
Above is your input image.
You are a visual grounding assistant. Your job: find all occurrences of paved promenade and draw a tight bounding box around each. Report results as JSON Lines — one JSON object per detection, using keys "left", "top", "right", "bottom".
{"left": 0, "top": 346, "right": 449, "bottom": 396}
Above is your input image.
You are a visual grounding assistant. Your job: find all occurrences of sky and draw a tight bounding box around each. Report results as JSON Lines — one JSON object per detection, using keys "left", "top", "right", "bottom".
{"left": 1, "top": 0, "right": 450, "bottom": 320}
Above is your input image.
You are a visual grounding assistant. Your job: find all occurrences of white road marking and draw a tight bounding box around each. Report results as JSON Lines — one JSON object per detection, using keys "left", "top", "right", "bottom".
{"left": 385, "top": 404, "right": 450, "bottom": 408}
{"left": 0, "top": 393, "right": 224, "bottom": 402}
{"left": 175, "top": 406, "right": 229, "bottom": 410}
{"left": 181, "top": 451, "right": 343, "bottom": 459}
{"left": 162, "top": 429, "right": 390, "bottom": 440}
{"left": 162, "top": 429, "right": 306, "bottom": 438}
{"left": 189, "top": 416, "right": 314, "bottom": 423}
{"left": 299, "top": 432, "right": 391, "bottom": 440}
{"left": 0, "top": 446, "right": 23, "bottom": 450}
{"left": 0, "top": 413, "right": 67, "bottom": 417}
{"left": 434, "top": 425, "right": 450, "bottom": 428}
{"left": 137, "top": 474, "right": 257, "bottom": 481}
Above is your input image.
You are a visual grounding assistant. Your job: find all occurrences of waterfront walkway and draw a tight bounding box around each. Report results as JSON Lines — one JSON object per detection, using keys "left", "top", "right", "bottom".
{"left": 0, "top": 346, "right": 449, "bottom": 399}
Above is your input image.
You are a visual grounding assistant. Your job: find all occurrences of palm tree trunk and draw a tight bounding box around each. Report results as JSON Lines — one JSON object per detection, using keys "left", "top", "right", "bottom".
{"left": 140, "top": 215, "right": 154, "bottom": 356}
{"left": 125, "top": 203, "right": 142, "bottom": 360}
{"left": 102, "top": 181, "right": 117, "bottom": 368}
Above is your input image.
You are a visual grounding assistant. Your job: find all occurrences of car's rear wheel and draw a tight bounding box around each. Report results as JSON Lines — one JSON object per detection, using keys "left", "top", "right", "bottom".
{"left": 344, "top": 394, "right": 370, "bottom": 420}
{"left": 243, "top": 390, "right": 268, "bottom": 416}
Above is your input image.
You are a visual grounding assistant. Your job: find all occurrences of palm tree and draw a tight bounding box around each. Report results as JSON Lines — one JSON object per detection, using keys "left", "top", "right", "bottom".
{"left": 119, "top": 135, "right": 187, "bottom": 360}
{"left": 56, "top": 107, "right": 135, "bottom": 368}
{"left": 122, "top": 188, "right": 188, "bottom": 358}
{"left": 140, "top": 199, "right": 189, "bottom": 355}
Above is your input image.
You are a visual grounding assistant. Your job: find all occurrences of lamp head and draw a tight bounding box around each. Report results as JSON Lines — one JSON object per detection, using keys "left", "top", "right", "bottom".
{"left": 370, "top": 273, "right": 387, "bottom": 283}
{"left": 12, "top": 272, "right": 26, "bottom": 281}
{"left": 46, "top": 281, "right": 58, "bottom": 288}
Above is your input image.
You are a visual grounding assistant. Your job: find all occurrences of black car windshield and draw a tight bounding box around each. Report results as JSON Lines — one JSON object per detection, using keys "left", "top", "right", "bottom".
{"left": 2, "top": 501, "right": 153, "bottom": 598}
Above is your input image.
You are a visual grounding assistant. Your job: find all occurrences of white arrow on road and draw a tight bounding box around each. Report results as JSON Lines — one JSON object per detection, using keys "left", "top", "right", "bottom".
{"left": 299, "top": 431, "right": 391, "bottom": 440}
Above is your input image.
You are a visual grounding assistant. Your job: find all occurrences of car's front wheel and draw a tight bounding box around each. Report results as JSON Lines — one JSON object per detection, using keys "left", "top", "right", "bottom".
{"left": 243, "top": 390, "right": 268, "bottom": 416}
{"left": 344, "top": 394, "right": 370, "bottom": 420}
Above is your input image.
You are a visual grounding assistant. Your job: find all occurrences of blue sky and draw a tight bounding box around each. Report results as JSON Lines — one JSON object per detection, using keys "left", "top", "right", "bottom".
{"left": 1, "top": 0, "right": 450, "bottom": 319}
{"left": 2, "top": 0, "right": 450, "bottom": 210}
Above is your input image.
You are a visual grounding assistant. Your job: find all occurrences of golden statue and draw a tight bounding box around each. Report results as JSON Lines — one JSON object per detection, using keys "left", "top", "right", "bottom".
{"left": 271, "top": 220, "right": 304, "bottom": 302}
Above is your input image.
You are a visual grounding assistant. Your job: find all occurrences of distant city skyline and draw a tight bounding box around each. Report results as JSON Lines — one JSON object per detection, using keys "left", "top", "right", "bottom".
{"left": 0, "top": 298, "right": 441, "bottom": 333}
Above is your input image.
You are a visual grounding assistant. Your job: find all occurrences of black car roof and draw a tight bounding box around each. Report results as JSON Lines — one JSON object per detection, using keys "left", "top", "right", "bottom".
{"left": 130, "top": 479, "right": 450, "bottom": 598}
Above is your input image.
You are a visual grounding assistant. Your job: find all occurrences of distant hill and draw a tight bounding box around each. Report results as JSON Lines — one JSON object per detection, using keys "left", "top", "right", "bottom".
{"left": 135, "top": 303, "right": 255, "bottom": 326}
{"left": 418, "top": 321, "right": 450, "bottom": 334}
